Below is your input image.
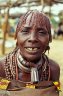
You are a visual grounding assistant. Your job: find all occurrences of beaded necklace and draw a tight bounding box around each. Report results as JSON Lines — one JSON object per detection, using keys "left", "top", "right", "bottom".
{"left": 4, "top": 48, "right": 50, "bottom": 81}
{"left": 17, "top": 49, "right": 43, "bottom": 73}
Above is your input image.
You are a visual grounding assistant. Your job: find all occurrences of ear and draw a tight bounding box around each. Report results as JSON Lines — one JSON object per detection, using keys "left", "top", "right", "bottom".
{"left": 49, "top": 34, "right": 52, "bottom": 43}
{"left": 16, "top": 42, "right": 18, "bottom": 47}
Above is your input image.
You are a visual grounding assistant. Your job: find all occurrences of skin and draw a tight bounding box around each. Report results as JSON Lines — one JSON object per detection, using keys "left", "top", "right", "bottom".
{"left": 17, "top": 25, "right": 49, "bottom": 62}
{"left": 17, "top": 13, "right": 49, "bottom": 62}
{"left": 17, "top": 13, "right": 60, "bottom": 82}
{"left": 0, "top": 11, "right": 60, "bottom": 82}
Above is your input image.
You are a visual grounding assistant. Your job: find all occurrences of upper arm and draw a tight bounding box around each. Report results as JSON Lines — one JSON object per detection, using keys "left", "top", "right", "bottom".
{"left": 49, "top": 59, "right": 60, "bottom": 81}
{"left": 0, "top": 59, "right": 6, "bottom": 78}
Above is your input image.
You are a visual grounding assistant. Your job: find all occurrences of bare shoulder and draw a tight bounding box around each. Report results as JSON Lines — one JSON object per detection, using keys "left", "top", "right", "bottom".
{"left": 49, "top": 59, "right": 60, "bottom": 81}
{"left": 0, "top": 57, "right": 6, "bottom": 78}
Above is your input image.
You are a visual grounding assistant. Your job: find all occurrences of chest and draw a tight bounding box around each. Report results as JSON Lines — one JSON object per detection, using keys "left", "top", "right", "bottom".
{"left": 18, "top": 68, "right": 46, "bottom": 82}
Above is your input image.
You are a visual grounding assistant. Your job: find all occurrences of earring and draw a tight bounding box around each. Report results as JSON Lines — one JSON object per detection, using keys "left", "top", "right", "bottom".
{"left": 45, "top": 45, "right": 50, "bottom": 54}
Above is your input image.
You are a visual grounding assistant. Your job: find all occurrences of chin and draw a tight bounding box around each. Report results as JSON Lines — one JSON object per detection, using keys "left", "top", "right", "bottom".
{"left": 23, "top": 55, "right": 41, "bottom": 62}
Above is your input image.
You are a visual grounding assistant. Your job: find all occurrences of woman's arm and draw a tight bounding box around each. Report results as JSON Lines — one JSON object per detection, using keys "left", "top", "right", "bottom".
{"left": 49, "top": 59, "right": 60, "bottom": 81}
{"left": 0, "top": 59, "right": 6, "bottom": 78}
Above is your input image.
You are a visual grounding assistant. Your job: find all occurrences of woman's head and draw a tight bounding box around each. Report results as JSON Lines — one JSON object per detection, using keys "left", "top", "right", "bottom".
{"left": 15, "top": 10, "right": 52, "bottom": 62}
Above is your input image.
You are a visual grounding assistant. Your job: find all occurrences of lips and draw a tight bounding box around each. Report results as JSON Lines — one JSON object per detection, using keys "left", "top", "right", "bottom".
{"left": 25, "top": 47, "right": 40, "bottom": 52}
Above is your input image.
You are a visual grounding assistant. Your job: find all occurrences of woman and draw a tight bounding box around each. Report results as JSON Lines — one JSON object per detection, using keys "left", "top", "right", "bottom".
{"left": 0, "top": 10, "right": 60, "bottom": 95}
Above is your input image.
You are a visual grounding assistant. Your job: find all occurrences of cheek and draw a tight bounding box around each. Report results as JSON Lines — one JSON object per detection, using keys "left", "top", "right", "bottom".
{"left": 17, "top": 32, "right": 28, "bottom": 44}
{"left": 40, "top": 37, "right": 49, "bottom": 49}
{"left": 17, "top": 34, "right": 23, "bottom": 47}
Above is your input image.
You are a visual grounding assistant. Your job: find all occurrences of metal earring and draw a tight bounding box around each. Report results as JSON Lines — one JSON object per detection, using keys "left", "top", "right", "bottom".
{"left": 45, "top": 45, "right": 50, "bottom": 54}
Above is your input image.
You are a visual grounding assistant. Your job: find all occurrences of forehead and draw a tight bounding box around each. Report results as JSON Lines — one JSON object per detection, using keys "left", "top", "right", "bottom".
{"left": 23, "top": 12, "right": 48, "bottom": 29}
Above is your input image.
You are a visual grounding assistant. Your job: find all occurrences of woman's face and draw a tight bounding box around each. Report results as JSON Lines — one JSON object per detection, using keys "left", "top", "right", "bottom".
{"left": 17, "top": 14, "right": 49, "bottom": 62}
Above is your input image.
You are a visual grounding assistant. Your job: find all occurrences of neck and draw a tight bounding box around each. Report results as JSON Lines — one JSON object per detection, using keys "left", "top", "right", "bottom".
{"left": 17, "top": 49, "right": 44, "bottom": 74}
{"left": 16, "top": 49, "right": 50, "bottom": 81}
{"left": 24, "top": 57, "right": 41, "bottom": 64}
{"left": 18, "top": 55, "right": 42, "bottom": 68}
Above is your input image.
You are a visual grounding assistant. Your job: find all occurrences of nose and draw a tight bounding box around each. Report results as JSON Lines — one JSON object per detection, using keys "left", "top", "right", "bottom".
{"left": 28, "top": 32, "right": 38, "bottom": 43}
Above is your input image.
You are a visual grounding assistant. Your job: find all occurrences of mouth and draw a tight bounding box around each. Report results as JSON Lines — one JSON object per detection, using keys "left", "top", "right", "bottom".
{"left": 25, "top": 47, "right": 40, "bottom": 52}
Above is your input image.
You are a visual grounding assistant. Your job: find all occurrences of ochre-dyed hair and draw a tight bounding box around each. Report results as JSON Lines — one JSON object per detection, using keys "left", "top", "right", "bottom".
{"left": 15, "top": 10, "right": 52, "bottom": 42}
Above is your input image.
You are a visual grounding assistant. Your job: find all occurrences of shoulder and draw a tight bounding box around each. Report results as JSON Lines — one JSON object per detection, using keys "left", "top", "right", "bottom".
{"left": 0, "top": 57, "right": 6, "bottom": 78}
{"left": 48, "top": 59, "right": 60, "bottom": 81}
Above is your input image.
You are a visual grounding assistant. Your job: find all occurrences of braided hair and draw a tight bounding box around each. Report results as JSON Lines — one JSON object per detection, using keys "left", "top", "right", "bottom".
{"left": 15, "top": 10, "right": 52, "bottom": 42}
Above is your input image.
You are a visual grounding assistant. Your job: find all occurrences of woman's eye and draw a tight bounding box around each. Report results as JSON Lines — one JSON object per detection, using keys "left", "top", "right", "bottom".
{"left": 21, "top": 29, "right": 29, "bottom": 34}
{"left": 39, "top": 30, "right": 47, "bottom": 35}
{"left": 22, "top": 29, "right": 28, "bottom": 32}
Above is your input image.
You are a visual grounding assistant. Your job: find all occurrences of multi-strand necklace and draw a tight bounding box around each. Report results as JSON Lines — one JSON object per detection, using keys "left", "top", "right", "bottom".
{"left": 17, "top": 49, "right": 50, "bottom": 82}
{"left": 4, "top": 48, "right": 50, "bottom": 81}
{"left": 17, "top": 49, "right": 43, "bottom": 82}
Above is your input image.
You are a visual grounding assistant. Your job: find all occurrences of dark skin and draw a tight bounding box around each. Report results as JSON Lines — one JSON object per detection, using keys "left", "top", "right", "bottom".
{"left": 0, "top": 12, "right": 60, "bottom": 82}
{"left": 0, "top": 58, "right": 60, "bottom": 81}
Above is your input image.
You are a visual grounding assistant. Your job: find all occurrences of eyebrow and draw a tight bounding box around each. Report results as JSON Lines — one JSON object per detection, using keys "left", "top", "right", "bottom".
{"left": 37, "top": 27, "right": 47, "bottom": 31}
{"left": 23, "top": 26, "right": 31, "bottom": 29}
{"left": 23, "top": 26, "right": 47, "bottom": 32}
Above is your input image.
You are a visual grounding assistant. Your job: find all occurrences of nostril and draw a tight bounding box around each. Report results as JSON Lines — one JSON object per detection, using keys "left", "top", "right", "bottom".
{"left": 28, "top": 39, "right": 38, "bottom": 43}
{"left": 28, "top": 40, "right": 31, "bottom": 42}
